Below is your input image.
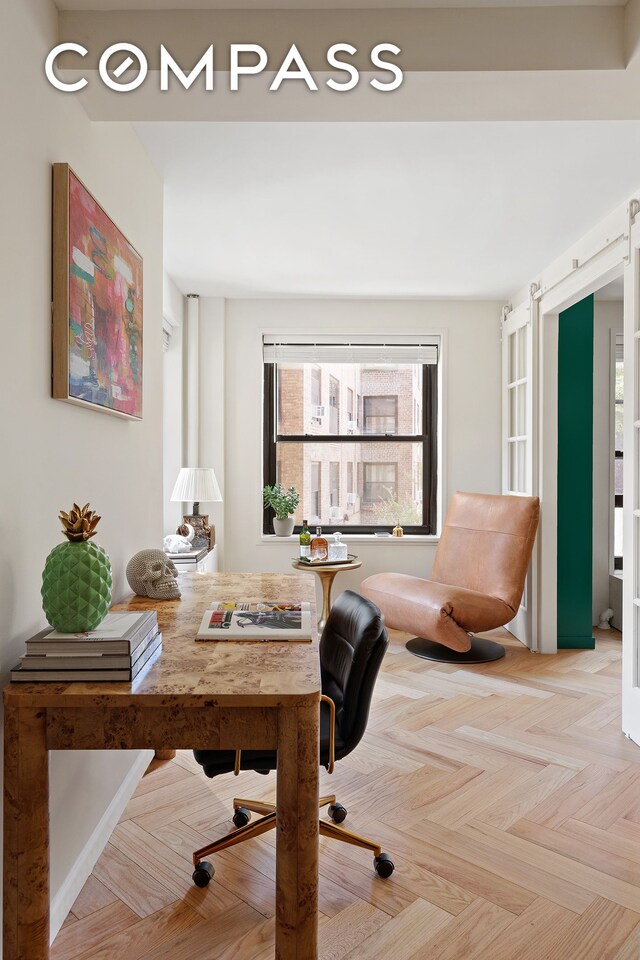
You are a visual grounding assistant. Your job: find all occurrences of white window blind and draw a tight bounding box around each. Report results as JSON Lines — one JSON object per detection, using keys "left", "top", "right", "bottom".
{"left": 263, "top": 335, "right": 439, "bottom": 365}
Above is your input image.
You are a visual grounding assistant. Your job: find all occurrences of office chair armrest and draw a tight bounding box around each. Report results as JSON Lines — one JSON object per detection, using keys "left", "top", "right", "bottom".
{"left": 321, "top": 694, "right": 335, "bottom": 774}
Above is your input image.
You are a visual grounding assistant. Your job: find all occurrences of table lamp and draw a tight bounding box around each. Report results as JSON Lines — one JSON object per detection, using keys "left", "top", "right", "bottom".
{"left": 171, "top": 467, "right": 222, "bottom": 550}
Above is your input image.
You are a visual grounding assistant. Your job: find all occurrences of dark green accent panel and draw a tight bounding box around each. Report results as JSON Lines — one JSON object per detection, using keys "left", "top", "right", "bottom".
{"left": 557, "top": 294, "right": 594, "bottom": 650}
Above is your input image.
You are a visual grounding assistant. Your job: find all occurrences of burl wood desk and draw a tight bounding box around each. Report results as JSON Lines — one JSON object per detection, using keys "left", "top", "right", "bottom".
{"left": 3, "top": 574, "right": 320, "bottom": 960}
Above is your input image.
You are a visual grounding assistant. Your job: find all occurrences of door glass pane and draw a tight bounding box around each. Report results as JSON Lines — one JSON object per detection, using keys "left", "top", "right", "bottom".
{"left": 518, "top": 440, "right": 526, "bottom": 493}
{"left": 518, "top": 326, "right": 527, "bottom": 381}
{"left": 509, "top": 387, "right": 517, "bottom": 438}
{"left": 509, "top": 333, "right": 517, "bottom": 384}
{"left": 509, "top": 442, "right": 517, "bottom": 492}
{"left": 517, "top": 383, "right": 526, "bottom": 436}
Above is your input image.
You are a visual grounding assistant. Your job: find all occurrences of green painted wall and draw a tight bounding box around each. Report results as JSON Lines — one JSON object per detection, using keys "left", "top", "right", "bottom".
{"left": 557, "top": 294, "right": 595, "bottom": 649}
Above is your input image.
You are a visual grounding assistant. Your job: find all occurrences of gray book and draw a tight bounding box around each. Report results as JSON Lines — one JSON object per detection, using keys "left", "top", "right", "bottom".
{"left": 26, "top": 611, "right": 157, "bottom": 656}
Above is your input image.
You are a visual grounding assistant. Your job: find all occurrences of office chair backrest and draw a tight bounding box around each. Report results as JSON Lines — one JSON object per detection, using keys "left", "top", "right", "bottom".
{"left": 430, "top": 491, "right": 540, "bottom": 612}
{"left": 320, "top": 590, "right": 388, "bottom": 752}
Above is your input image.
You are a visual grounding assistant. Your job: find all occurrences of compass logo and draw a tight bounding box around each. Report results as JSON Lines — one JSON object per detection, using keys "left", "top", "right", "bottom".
{"left": 44, "top": 42, "right": 404, "bottom": 94}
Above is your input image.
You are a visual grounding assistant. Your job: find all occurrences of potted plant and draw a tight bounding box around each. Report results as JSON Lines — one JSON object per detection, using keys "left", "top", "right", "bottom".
{"left": 263, "top": 484, "right": 300, "bottom": 537}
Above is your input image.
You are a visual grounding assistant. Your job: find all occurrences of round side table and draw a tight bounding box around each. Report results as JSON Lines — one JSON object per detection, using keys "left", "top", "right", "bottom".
{"left": 291, "top": 558, "right": 362, "bottom": 632}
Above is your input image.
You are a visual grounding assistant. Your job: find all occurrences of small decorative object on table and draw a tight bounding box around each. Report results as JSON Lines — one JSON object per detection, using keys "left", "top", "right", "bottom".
{"left": 299, "top": 519, "right": 311, "bottom": 558}
{"left": 163, "top": 533, "right": 192, "bottom": 554}
{"left": 328, "top": 531, "right": 348, "bottom": 561}
{"left": 310, "top": 525, "right": 328, "bottom": 561}
{"left": 171, "top": 467, "right": 222, "bottom": 549}
{"left": 263, "top": 483, "right": 300, "bottom": 537}
{"left": 41, "top": 502, "right": 112, "bottom": 632}
{"left": 126, "top": 549, "right": 181, "bottom": 600}
{"left": 196, "top": 601, "right": 312, "bottom": 642}
{"left": 392, "top": 520, "right": 404, "bottom": 537}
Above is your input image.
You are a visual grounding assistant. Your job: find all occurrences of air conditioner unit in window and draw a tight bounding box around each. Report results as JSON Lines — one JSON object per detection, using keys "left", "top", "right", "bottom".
{"left": 329, "top": 506, "right": 342, "bottom": 519}
{"left": 346, "top": 420, "right": 357, "bottom": 431}
{"left": 346, "top": 492, "right": 357, "bottom": 505}
{"left": 312, "top": 405, "right": 326, "bottom": 418}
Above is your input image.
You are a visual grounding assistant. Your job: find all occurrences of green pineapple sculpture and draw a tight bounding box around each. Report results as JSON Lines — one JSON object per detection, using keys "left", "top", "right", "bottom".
{"left": 42, "top": 503, "right": 112, "bottom": 632}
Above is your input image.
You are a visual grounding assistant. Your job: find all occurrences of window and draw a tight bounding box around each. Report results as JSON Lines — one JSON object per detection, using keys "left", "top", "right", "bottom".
{"left": 311, "top": 462, "right": 321, "bottom": 520}
{"left": 363, "top": 396, "right": 398, "bottom": 434}
{"left": 330, "top": 461, "right": 340, "bottom": 507}
{"left": 311, "top": 367, "right": 321, "bottom": 408}
{"left": 263, "top": 337, "right": 438, "bottom": 534}
{"left": 364, "top": 463, "right": 397, "bottom": 502}
{"left": 329, "top": 376, "right": 340, "bottom": 433}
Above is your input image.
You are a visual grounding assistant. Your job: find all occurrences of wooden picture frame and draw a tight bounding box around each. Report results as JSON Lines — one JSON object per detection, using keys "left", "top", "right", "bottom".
{"left": 52, "top": 163, "right": 143, "bottom": 420}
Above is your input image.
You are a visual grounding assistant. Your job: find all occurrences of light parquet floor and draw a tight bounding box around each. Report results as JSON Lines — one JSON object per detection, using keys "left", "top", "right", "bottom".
{"left": 53, "top": 626, "right": 640, "bottom": 960}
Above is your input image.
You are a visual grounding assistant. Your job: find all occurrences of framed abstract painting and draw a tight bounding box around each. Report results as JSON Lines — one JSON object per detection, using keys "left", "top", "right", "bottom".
{"left": 52, "top": 163, "right": 143, "bottom": 420}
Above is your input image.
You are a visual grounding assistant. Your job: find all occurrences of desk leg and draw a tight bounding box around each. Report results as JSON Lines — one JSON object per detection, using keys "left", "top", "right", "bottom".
{"left": 4, "top": 701, "right": 49, "bottom": 960}
{"left": 276, "top": 702, "right": 319, "bottom": 960}
{"left": 317, "top": 570, "right": 338, "bottom": 634}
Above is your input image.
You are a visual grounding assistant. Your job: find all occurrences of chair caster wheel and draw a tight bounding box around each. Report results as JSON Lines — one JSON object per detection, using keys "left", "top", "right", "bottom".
{"left": 192, "top": 861, "right": 214, "bottom": 887}
{"left": 374, "top": 853, "right": 394, "bottom": 878}
{"left": 233, "top": 807, "right": 251, "bottom": 828}
{"left": 328, "top": 802, "right": 347, "bottom": 824}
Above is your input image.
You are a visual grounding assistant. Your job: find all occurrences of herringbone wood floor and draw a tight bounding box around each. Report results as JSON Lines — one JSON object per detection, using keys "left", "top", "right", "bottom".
{"left": 53, "top": 627, "right": 640, "bottom": 960}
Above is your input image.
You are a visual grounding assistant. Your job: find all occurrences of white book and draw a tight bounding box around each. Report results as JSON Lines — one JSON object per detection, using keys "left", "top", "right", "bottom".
{"left": 196, "top": 601, "right": 312, "bottom": 642}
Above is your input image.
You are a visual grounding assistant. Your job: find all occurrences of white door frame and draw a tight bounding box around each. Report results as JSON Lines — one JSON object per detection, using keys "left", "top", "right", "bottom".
{"left": 502, "top": 296, "right": 538, "bottom": 648}
{"left": 622, "top": 229, "right": 640, "bottom": 744}
{"left": 535, "top": 253, "right": 625, "bottom": 655}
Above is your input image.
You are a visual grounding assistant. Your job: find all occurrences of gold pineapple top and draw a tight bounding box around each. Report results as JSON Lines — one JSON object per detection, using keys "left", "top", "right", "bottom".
{"left": 59, "top": 503, "right": 101, "bottom": 542}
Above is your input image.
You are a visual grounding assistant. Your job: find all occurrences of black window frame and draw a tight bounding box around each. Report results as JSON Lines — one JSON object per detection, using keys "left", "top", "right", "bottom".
{"left": 263, "top": 359, "right": 438, "bottom": 535}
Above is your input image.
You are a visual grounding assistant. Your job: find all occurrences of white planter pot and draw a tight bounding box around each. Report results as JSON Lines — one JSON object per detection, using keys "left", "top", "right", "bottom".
{"left": 273, "top": 517, "right": 295, "bottom": 537}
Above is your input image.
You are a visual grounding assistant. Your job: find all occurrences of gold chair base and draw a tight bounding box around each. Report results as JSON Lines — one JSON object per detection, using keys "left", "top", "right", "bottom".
{"left": 193, "top": 794, "right": 382, "bottom": 866}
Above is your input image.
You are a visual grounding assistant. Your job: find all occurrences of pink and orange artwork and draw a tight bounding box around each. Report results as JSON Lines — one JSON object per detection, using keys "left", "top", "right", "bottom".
{"left": 52, "top": 164, "right": 143, "bottom": 419}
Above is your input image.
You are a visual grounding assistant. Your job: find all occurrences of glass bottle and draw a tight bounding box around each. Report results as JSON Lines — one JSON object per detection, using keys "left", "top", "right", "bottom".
{"left": 299, "top": 520, "right": 311, "bottom": 559}
{"left": 310, "top": 525, "right": 328, "bottom": 561}
{"left": 329, "top": 530, "right": 348, "bottom": 561}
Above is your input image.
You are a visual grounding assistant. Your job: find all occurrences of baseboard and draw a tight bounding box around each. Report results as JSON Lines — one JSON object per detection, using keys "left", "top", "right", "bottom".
{"left": 50, "top": 749, "right": 154, "bottom": 942}
{"left": 557, "top": 635, "right": 596, "bottom": 649}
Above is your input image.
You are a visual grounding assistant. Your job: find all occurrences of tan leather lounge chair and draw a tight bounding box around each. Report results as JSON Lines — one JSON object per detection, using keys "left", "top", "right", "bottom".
{"left": 361, "top": 491, "right": 540, "bottom": 663}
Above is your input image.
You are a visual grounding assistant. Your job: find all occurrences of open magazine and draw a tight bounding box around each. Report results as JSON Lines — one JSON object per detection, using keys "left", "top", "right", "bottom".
{"left": 196, "top": 601, "right": 312, "bottom": 642}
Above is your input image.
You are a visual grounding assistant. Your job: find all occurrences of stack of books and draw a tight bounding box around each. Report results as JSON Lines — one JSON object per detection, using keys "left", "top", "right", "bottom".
{"left": 165, "top": 547, "right": 208, "bottom": 565}
{"left": 11, "top": 611, "right": 161, "bottom": 682}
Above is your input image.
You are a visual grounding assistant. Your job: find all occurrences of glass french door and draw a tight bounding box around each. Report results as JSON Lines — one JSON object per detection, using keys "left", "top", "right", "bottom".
{"left": 502, "top": 299, "right": 536, "bottom": 648}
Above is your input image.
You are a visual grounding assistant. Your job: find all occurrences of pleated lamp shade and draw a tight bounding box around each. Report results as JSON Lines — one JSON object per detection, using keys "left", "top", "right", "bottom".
{"left": 170, "top": 467, "right": 223, "bottom": 505}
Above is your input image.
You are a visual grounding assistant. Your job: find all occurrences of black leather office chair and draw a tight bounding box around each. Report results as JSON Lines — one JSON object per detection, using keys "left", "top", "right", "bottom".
{"left": 191, "top": 590, "right": 393, "bottom": 886}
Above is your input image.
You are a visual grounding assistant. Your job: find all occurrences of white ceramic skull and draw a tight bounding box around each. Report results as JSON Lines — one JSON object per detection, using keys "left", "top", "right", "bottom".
{"left": 126, "top": 549, "right": 181, "bottom": 600}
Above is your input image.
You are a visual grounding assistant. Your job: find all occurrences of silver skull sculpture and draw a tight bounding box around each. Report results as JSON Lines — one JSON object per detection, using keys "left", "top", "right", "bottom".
{"left": 126, "top": 549, "right": 181, "bottom": 600}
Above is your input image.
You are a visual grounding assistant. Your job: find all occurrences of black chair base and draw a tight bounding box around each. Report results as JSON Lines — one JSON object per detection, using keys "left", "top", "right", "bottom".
{"left": 406, "top": 635, "right": 506, "bottom": 663}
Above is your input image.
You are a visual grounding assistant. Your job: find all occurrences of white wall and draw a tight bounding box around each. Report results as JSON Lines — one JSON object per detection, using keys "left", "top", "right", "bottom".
{"left": 199, "top": 299, "right": 226, "bottom": 567}
{"left": 163, "top": 274, "right": 185, "bottom": 533}
{"left": 0, "top": 0, "right": 163, "bottom": 934}
{"left": 593, "top": 299, "right": 623, "bottom": 623}
{"left": 222, "top": 299, "right": 502, "bottom": 599}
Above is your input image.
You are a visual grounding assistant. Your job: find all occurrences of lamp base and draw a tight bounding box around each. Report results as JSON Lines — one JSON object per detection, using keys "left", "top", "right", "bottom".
{"left": 183, "top": 515, "right": 215, "bottom": 551}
